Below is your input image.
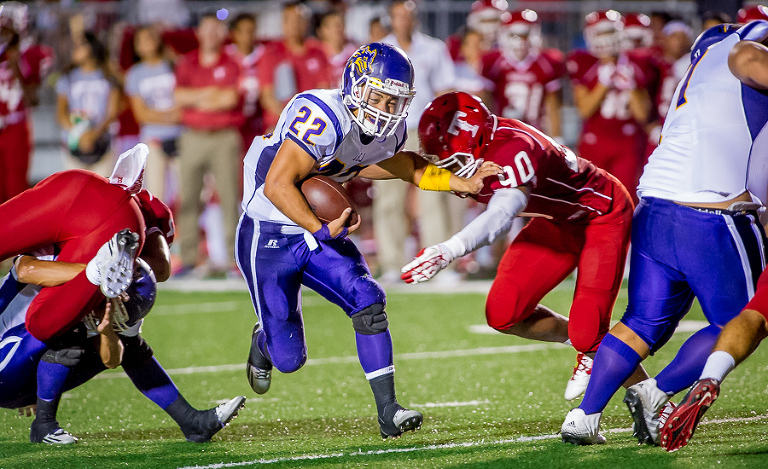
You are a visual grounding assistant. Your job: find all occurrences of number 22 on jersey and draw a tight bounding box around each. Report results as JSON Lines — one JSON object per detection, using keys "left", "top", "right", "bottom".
{"left": 288, "top": 106, "right": 327, "bottom": 146}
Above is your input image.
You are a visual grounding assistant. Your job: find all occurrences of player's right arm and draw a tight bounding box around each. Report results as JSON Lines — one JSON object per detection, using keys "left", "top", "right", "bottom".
{"left": 95, "top": 299, "right": 124, "bottom": 369}
{"left": 263, "top": 138, "right": 357, "bottom": 237}
{"left": 729, "top": 40, "right": 768, "bottom": 90}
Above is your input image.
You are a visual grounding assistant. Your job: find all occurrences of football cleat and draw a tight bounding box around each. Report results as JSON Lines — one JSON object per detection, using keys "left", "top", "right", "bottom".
{"left": 184, "top": 396, "right": 246, "bottom": 443}
{"left": 246, "top": 326, "right": 273, "bottom": 395}
{"left": 30, "top": 420, "right": 78, "bottom": 445}
{"left": 379, "top": 403, "right": 423, "bottom": 439}
{"left": 97, "top": 229, "right": 140, "bottom": 298}
{"left": 561, "top": 408, "right": 606, "bottom": 445}
{"left": 660, "top": 378, "right": 720, "bottom": 452}
{"left": 564, "top": 353, "right": 593, "bottom": 401}
{"left": 623, "top": 378, "right": 671, "bottom": 445}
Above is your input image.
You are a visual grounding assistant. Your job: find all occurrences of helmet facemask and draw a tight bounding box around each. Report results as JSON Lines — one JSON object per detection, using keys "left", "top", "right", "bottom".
{"left": 500, "top": 23, "right": 541, "bottom": 61}
{"left": 344, "top": 74, "right": 413, "bottom": 138}
{"left": 423, "top": 151, "right": 482, "bottom": 178}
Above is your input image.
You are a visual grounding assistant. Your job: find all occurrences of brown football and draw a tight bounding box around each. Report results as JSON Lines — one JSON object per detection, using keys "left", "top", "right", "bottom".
{"left": 300, "top": 175, "right": 360, "bottom": 227}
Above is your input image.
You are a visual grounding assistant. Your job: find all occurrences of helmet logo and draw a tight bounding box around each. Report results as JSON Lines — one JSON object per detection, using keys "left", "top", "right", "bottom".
{"left": 448, "top": 111, "right": 479, "bottom": 137}
{"left": 350, "top": 45, "right": 378, "bottom": 75}
{"left": 384, "top": 78, "right": 409, "bottom": 93}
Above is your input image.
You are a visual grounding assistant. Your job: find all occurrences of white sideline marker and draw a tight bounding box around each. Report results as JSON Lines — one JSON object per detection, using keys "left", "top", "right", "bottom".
{"left": 176, "top": 414, "right": 768, "bottom": 469}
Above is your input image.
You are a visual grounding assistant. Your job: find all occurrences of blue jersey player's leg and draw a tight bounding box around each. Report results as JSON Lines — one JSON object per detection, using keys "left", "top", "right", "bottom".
{"left": 0, "top": 325, "right": 47, "bottom": 409}
{"left": 302, "top": 236, "right": 422, "bottom": 439}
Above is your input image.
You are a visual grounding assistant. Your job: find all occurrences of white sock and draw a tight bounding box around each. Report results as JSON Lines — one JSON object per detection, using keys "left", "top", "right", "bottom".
{"left": 85, "top": 258, "right": 101, "bottom": 286}
{"left": 563, "top": 339, "right": 572, "bottom": 346}
{"left": 699, "top": 350, "right": 736, "bottom": 382}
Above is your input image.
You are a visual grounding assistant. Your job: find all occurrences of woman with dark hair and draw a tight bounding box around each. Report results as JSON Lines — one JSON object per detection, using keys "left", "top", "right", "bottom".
{"left": 56, "top": 32, "right": 121, "bottom": 176}
{"left": 124, "top": 25, "right": 181, "bottom": 201}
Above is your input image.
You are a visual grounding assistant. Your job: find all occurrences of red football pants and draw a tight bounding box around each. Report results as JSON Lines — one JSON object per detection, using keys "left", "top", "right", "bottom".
{"left": 0, "top": 121, "right": 31, "bottom": 204}
{"left": 485, "top": 187, "right": 633, "bottom": 353}
{"left": 0, "top": 169, "right": 145, "bottom": 342}
{"left": 745, "top": 270, "right": 768, "bottom": 321}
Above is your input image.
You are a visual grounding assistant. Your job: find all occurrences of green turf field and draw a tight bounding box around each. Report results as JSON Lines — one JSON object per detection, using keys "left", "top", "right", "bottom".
{"left": 2, "top": 284, "right": 768, "bottom": 468}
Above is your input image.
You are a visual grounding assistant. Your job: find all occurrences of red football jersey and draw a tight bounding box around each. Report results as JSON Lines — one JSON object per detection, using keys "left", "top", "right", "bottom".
{"left": 566, "top": 49, "right": 651, "bottom": 139}
{"left": 472, "top": 117, "right": 617, "bottom": 223}
{"left": 135, "top": 189, "right": 175, "bottom": 246}
{"left": 225, "top": 43, "right": 264, "bottom": 135}
{"left": 481, "top": 48, "right": 565, "bottom": 129}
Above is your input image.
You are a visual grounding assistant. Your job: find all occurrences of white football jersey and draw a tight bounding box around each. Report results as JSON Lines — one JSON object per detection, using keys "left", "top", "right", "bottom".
{"left": 242, "top": 89, "right": 407, "bottom": 225}
{"left": 638, "top": 21, "right": 768, "bottom": 204}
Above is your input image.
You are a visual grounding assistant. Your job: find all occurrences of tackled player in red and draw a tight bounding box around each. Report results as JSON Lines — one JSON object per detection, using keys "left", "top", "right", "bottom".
{"left": 402, "top": 91, "right": 648, "bottom": 399}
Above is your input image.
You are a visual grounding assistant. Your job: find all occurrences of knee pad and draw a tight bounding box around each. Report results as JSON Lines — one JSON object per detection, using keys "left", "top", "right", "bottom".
{"left": 119, "top": 335, "right": 155, "bottom": 370}
{"left": 351, "top": 303, "right": 389, "bottom": 335}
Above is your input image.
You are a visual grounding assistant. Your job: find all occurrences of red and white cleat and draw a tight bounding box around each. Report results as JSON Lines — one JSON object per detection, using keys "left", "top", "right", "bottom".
{"left": 660, "top": 378, "right": 720, "bottom": 452}
{"left": 564, "top": 352, "right": 593, "bottom": 401}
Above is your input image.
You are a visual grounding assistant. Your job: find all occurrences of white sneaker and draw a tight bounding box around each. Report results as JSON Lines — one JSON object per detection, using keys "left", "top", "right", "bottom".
{"left": 623, "top": 378, "right": 671, "bottom": 445}
{"left": 87, "top": 229, "right": 140, "bottom": 298}
{"left": 215, "top": 396, "right": 247, "bottom": 427}
{"left": 564, "top": 353, "right": 593, "bottom": 400}
{"left": 561, "top": 408, "right": 606, "bottom": 445}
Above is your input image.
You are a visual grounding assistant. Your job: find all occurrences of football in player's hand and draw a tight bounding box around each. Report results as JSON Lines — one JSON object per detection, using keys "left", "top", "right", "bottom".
{"left": 300, "top": 175, "right": 360, "bottom": 227}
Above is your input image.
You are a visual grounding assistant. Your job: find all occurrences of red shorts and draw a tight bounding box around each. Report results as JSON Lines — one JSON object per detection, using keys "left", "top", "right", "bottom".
{"left": 0, "top": 169, "right": 145, "bottom": 341}
{"left": 485, "top": 182, "right": 633, "bottom": 353}
{"left": 745, "top": 270, "right": 768, "bottom": 320}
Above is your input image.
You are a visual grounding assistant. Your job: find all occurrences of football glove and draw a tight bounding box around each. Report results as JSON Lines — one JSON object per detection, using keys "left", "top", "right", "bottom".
{"left": 400, "top": 244, "right": 454, "bottom": 284}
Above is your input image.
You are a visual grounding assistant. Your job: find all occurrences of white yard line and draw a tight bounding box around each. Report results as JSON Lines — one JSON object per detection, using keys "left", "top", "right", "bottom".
{"left": 469, "top": 320, "right": 710, "bottom": 335}
{"left": 175, "top": 414, "right": 768, "bottom": 469}
{"left": 93, "top": 343, "right": 564, "bottom": 380}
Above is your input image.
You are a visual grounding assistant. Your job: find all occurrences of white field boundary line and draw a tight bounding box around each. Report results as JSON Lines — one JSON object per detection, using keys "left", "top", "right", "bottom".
{"left": 176, "top": 414, "right": 768, "bottom": 469}
{"left": 94, "top": 343, "right": 563, "bottom": 380}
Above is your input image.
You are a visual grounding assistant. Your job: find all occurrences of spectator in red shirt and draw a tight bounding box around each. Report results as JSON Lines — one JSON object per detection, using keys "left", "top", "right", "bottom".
{"left": 316, "top": 10, "right": 357, "bottom": 89}
{"left": 174, "top": 12, "right": 242, "bottom": 275}
{"left": 226, "top": 12, "right": 264, "bottom": 153}
{"left": 258, "top": 1, "right": 332, "bottom": 131}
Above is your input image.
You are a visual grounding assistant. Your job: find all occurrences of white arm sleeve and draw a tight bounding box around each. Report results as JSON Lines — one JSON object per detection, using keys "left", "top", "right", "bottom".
{"left": 442, "top": 188, "right": 529, "bottom": 259}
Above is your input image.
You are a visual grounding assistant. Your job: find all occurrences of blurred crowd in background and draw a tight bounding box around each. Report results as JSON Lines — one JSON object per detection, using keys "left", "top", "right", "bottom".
{"left": 0, "top": 0, "right": 757, "bottom": 281}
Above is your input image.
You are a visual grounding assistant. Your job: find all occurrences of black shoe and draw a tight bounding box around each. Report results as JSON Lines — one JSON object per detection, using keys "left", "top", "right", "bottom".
{"left": 378, "top": 403, "right": 423, "bottom": 439}
{"left": 246, "top": 325, "right": 273, "bottom": 394}
{"left": 30, "top": 419, "right": 78, "bottom": 445}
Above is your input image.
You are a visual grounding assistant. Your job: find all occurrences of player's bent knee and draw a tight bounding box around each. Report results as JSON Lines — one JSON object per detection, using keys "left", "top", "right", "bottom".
{"left": 485, "top": 298, "right": 526, "bottom": 331}
{"left": 351, "top": 304, "right": 389, "bottom": 335}
{"left": 272, "top": 353, "right": 307, "bottom": 374}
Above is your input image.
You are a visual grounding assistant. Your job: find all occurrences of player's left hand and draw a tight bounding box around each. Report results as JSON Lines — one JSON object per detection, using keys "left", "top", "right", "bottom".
{"left": 400, "top": 244, "right": 454, "bottom": 284}
{"left": 17, "top": 404, "right": 36, "bottom": 417}
{"left": 454, "top": 161, "right": 502, "bottom": 194}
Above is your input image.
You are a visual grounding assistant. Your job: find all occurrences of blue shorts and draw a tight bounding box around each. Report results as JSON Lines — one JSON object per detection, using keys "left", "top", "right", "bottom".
{"left": 235, "top": 214, "right": 386, "bottom": 373}
{"left": 622, "top": 197, "right": 766, "bottom": 353}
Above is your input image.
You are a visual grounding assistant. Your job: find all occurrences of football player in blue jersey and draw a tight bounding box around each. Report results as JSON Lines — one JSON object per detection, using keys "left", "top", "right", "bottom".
{"left": 0, "top": 256, "right": 245, "bottom": 445}
{"left": 561, "top": 21, "right": 768, "bottom": 446}
{"left": 237, "top": 42, "right": 499, "bottom": 438}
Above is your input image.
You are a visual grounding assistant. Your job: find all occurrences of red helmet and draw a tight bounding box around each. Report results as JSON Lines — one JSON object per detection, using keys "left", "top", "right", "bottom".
{"left": 737, "top": 5, "right": 768, "bottom": 23}
{"left": 621, "top": 12, "right": 652, "bottom": 50}
{"left": 499, "top": 9, "right": 541, "bottom": 59}
{"left": 584, "top": 10, "right": 623, "bottom": 58}
{"left": 468, "top": 0, "right": 508, "bottom": 43}
{"left": 418, "top": 92, "right": 494, "bottom": 178}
